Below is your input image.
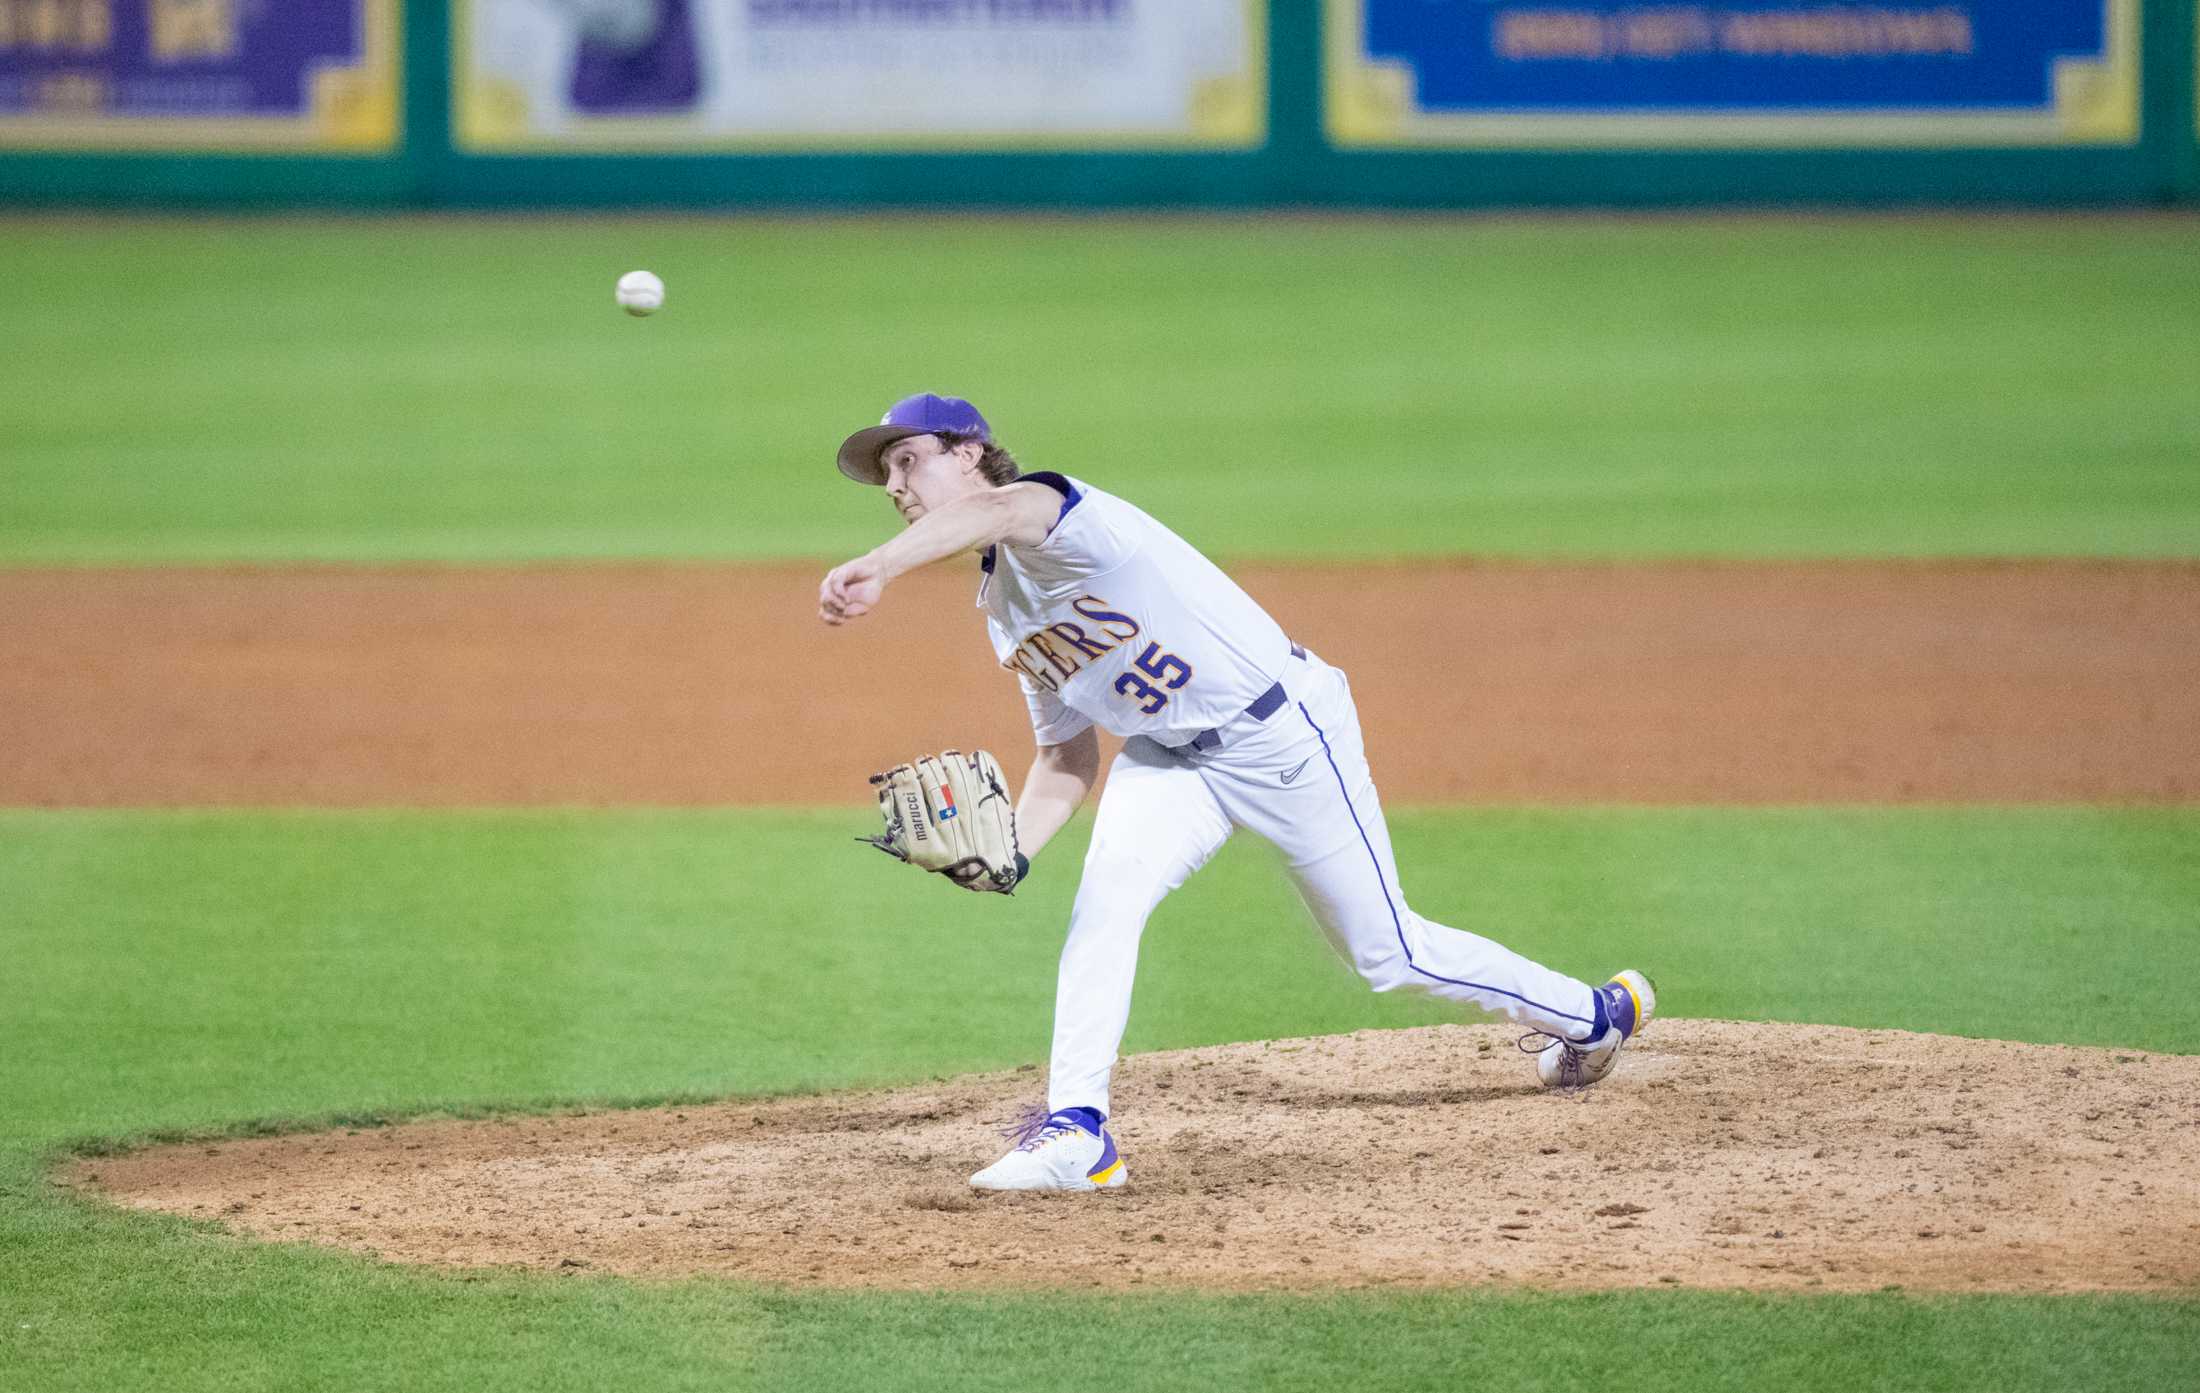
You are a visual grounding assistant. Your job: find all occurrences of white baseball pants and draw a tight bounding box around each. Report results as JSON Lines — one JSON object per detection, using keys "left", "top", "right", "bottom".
{"left": 1046, "top": 651, "right": 1602, "bottom": 1117}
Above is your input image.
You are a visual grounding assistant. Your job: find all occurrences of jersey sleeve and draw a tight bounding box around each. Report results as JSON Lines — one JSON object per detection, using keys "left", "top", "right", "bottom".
{"left": 1021, "top": 671, "right": 1095, "bottom": 747}
{"left": 1011, "top": 472, "right": 1140, "bottom": 577}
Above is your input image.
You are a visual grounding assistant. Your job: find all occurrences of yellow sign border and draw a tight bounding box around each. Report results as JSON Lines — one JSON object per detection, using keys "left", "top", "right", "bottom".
{"left": 454, "top": 0, "right": 1267, "bottom": 153}
{"left": 0, "top": 0, "right": 401, "bottom": 152}
{"left": 1324, "top": 0, "right": 2141, "bottom": 148}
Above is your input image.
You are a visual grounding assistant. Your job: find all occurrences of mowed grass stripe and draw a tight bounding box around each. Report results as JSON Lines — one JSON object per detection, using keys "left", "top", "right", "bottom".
{"left": 3, "top": 805, "right": 2195, "bottom": 1147}
{"left": 3, "top": 806, "right": 2196, "bottom": 1393}
{"left": 4, "top": 215, "right": 2196, "bottom": 564}
{"left": 5, "top": 1252, "right": 2194, "bottom": 1393}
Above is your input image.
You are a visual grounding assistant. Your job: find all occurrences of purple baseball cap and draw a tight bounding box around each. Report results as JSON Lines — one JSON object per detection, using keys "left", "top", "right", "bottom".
{"left": 836, "top": 393, "right": 992, "bottom": 485}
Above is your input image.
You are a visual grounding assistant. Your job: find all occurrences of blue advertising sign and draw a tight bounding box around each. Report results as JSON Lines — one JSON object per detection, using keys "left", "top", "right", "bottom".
{"left": 0, "top": 0, "right": 398, "bottom": 148}
{"left": 1326, "top": 0, "right": 2139, "bottom": 146}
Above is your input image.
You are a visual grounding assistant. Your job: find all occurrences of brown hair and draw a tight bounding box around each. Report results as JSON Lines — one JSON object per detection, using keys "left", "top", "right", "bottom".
{"left": 935, "top": 431, "right": 1022, "bottom": 487}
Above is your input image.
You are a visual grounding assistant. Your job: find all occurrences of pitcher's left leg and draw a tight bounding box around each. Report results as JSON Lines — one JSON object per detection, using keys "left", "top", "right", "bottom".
{"left": 1047, "top": 740, "right": 1234, "bottom": 1118}
{"left": 971, "top": 740, "right": 1231, "bottom": 1193}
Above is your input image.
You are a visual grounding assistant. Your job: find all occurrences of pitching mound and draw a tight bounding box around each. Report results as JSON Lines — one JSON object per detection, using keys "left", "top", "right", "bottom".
{"left": 74, "top": 1021, "right": 2200, "bottom": 1293}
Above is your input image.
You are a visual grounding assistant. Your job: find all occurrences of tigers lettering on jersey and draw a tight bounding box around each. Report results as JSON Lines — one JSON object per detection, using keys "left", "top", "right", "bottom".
{"left": 981, "top": 474, "right": 1292, "bottom": 743}
{"left": 1000, "top": 596, "right": 1143, "bottom": 693}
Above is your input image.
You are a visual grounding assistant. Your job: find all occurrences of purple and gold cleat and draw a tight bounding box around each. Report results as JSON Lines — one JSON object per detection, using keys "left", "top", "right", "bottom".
{"left": 1532, "top": 969, "right": 1657, "bottom": 1090}
{"left": 970, "top": 1108, "right": 1128, "bottom": 1191}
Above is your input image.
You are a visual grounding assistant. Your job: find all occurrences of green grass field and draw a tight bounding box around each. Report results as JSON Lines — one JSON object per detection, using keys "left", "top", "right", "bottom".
{"left": 3, "top": 808, "right": 2197, "bottom": 1390}
{"left": 5, "top": 215, "right": 2197, "bottom": 563}
{"left": 4, "top": 214, "right": 2197, "bottom": 1390}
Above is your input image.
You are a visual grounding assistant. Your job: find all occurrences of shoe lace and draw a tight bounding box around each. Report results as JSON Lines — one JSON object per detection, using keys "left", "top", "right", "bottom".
{"left": 1516, "top": 1029, "right": 1563, "bottom": 1057}
{"left": 1000, "top": 1105, "right": 1080, "bottom": 1152}
{"left": 1517, "top": 1030, "right": 1588, "bottom": 1089}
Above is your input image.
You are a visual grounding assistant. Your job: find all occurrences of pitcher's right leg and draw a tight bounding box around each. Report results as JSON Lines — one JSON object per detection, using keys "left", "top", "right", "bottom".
{"left": 1206, "top": 659, "right": 1605, "bottom": 1043}
{"left": 1280, "top": 711, "right": 1652, "bottom": 1086}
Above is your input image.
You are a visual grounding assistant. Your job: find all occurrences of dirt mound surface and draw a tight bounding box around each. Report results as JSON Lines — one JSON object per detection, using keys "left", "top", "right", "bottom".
{"left": 76, "top": 1021, "right": 2200, "bottom": 1293}
{"left": 6, "top": 561, "right": 2197, "bottom": 806}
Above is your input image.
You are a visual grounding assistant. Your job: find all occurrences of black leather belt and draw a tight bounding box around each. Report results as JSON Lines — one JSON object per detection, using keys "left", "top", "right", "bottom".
{"left": 1166, "top": 644, "right": 1307, "bottom": 755}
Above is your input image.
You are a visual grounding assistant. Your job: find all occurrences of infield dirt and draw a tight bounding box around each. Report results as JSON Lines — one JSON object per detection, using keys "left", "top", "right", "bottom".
{"left": 4, "top": 560, "right": 2197, "bottom": 805}
{"left": 77, "top": 1021, "right": 2200, "bottom": 1293}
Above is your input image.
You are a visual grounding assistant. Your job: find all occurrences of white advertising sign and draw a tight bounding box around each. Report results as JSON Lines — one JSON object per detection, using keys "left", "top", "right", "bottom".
{"left": 459, "top": 0, "right": 1265, "bottom": 149}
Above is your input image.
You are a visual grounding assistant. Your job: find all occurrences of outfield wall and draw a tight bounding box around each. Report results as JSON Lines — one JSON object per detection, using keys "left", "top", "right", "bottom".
{"left": 3, "top": 2, "right": 2197, "bottom": 208}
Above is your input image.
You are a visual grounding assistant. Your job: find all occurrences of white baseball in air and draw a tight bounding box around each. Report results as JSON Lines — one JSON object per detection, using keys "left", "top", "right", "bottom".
{"left": 616, "top": 269, "right": 664, "bottom": 317}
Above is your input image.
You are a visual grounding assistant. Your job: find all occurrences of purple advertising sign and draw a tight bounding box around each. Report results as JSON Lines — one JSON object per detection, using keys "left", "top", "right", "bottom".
{"left": 0, "top": 0, "right": 397, "bottom": 148}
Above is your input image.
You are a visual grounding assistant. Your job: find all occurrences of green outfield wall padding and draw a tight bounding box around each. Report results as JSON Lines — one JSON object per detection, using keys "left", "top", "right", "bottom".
{"left": 2177, "top": 1, "right": 2200, "bottom": 198}
{"left": 2, "top": 2, "right": 2196, "bottom": 209}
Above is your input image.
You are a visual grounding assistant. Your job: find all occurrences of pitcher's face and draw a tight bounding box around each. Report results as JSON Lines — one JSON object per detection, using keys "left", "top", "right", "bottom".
{"left": 881, "top": 435, "right": 985, "bottom": 525}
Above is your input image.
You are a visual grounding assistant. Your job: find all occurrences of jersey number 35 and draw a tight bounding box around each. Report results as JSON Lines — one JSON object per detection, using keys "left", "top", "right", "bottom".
{"left": 1113, "top": 642, "right": 1193, "bottom": 715}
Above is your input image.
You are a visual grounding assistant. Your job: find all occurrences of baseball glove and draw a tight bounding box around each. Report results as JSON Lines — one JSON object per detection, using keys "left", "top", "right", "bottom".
{"left": 862, "top": 749, "right": 1025, "bottom": 894}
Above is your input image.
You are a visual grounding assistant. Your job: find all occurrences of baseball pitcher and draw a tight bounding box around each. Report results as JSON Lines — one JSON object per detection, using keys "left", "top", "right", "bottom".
{"left": 820, "top": 393, "right": 1656, "bottom": 1192}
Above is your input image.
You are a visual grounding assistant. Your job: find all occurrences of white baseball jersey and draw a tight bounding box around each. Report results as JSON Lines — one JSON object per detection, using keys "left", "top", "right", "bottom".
{"left": 978, "top": 472, "right": 1294, "bottom": 748}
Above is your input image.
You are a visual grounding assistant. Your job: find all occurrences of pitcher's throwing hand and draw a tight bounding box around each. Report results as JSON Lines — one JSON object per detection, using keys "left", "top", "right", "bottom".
{"left": 818, "top": 555, "right": 886, "bottom": 624}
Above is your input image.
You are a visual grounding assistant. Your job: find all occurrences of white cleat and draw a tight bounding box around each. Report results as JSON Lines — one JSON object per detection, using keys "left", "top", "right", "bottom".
{"left": 970, "top": 1109, "right": 1128, "bottom": 1192}
{"left": 1532, "top": 969, "right": 1657, "bottom": 1090}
